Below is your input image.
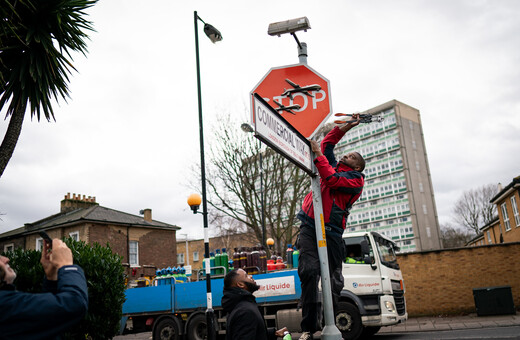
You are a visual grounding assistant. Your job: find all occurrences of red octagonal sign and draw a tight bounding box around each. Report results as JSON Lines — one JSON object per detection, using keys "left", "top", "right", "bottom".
{"left": 251, "top": 64, "right": 332, "bottom": 138}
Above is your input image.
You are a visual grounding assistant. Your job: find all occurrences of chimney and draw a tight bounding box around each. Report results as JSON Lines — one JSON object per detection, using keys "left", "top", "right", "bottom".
{"left": 61, "top": 192, "right": 99, "bottom": 212}
{"left": 498, "top": 183, "right": 503, "bottom": 192}
{"left": 143, "top": 208, "right": 152, "bottom": 222}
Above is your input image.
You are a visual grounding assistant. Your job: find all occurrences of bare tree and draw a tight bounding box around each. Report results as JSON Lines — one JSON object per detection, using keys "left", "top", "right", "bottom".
{"left": 440, "top": 223, "right": 473, "bottom": 248}
{"left": 452, "top": 183, "right": 498, "bottom": 235}
{"left": 201, "top": 113, "right": 310, "bottom": 256}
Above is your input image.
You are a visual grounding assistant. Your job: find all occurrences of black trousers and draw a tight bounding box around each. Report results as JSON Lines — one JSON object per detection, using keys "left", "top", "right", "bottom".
{"left": 296, "top": 224, "right": 345, "bottom": 333}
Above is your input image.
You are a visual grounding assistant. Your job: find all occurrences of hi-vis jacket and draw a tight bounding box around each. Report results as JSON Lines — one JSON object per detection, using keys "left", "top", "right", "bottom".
{"left": 297, "top": 126, "right": 365, "bottom": 232}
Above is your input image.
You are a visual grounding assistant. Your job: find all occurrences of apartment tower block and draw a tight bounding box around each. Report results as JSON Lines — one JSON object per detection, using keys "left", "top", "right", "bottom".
{"left": 333, "top": 100, "right": 442, "bottom": 252}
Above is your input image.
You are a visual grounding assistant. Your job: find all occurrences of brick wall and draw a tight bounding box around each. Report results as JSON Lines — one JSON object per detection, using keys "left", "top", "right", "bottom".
{"left": 398, "top": 242, "right": 520, "bottom": 316}
{"left": 138, "top": 229, "right": 176, "bottom": 269}
{"left": 89, "top": 224, "right": 128, "bottom": 260}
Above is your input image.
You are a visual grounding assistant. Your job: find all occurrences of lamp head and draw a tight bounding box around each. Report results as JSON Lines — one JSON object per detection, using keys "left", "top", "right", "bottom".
{"left": 187, "top": 193, "right": 202, "bottom": 214}
{"left": 204, "top": 23, "right": 222, "bottom": 43}
{"left": 266, "top": 237, "right": 274, "bottom": 249}
{"left": 268, "top": 17, "right": 311, "bottom": 37}
{"left": 241, "top": 123, "right": 254, "bottom": 133}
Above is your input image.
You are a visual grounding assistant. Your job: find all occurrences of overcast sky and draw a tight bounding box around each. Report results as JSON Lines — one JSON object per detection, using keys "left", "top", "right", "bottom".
{"left": 1, "top": 0, "right": 519, "bottom": 239}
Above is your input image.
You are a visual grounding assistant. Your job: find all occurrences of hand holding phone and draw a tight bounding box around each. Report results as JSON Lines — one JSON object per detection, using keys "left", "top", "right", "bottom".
{"left": 38, "top": 231, "right": 52, "bottom": 251}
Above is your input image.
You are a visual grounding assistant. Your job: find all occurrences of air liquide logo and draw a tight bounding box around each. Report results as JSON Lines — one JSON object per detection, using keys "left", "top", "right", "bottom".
{"left": 352, "top": 282, "right": 381, "bottom": 289}
{"left": 254, "top": 276, "right": 296, "bottom": 298}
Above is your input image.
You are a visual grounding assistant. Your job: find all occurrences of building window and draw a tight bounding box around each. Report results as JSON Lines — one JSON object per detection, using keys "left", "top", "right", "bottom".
{"left": 422, "top": 204, "right": 428, "bottom": 215}
{"left": 511, "top": 196, "right": 520, "bottom": 227}
{"left": 129, "top": 241, "right": 139, "bottom": 267}
{"left": 415, "top": 161, "right": 420, "bottom": 171}
{"left": 69, "top": 231, "right": 79, "bottom": 241}
{"left": 487, "top": 231, "right": 492, "bottom": 244}
{"left": 177, "top": 253, "right": 185, "bottom": 264}
{"left": 419, "top": 183, "right": 424, "bottom": 192}
{"left": 36, "top": 238, "right": 44, "bottom": 251}
{"left": 501, "top": 203, "right": 511, "bottom": 231}
{"left": 412, "top": 140, "right": 417, "bottom": 149}
{"left": 193, "top": 251, "right": 199, "bottom": 262}
{"left": 3, "top": 243, "right": 14, "bottom": 252}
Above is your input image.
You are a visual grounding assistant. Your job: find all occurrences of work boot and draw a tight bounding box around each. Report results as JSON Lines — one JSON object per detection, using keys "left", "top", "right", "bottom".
{"left": 298, "top": 332, "right": 313, "bottom": 340}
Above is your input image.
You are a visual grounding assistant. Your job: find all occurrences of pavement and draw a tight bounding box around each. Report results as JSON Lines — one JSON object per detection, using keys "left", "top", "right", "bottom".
{"left": 114, "top": 312, "right": 520, "bottom": 339}
{"left": 378, "top": 312, "right": 520, "bottom": 334}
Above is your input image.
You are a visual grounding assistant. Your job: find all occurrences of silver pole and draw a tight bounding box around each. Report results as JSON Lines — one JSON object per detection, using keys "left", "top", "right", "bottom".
{"left": 311, "top": 175, "right": 342, "bottom": 339}
{"left": 303, "top": 44, "right": 342, "bottom": 340}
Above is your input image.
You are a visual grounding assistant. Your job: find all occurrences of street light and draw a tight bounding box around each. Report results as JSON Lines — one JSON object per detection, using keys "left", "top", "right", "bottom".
{"left": 268, "top": 16, "right": 311, "bottom": 63}
{"left": 193, "top": 10, "right": 222, "bottom": 340}
{"left": 240, "top": 123, "right": 266, "bottom": 249}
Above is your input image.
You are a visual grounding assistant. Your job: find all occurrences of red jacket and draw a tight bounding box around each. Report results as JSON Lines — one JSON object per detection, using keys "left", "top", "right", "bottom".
{"left": 297, "top": 126, "right": 365, "bottom": 231}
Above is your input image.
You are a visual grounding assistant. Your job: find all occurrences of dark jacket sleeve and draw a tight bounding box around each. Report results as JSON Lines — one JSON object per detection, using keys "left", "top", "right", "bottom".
{"left": 228, "top": 308, "right": 261, "bottom": 339}
{"left": 0, "top": 265, "right": 88, "bottom": 339}
{"left": 267, "top": 327, "right": 277, "bottom": 340}
{"left": 42, "top": 276, "right": 58, "bottom": 294}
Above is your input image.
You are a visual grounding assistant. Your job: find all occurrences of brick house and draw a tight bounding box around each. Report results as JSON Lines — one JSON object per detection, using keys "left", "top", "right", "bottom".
{"left": 491, "top": 175, "right": 520, "bottom": 242}
{"left": 467, "top": 175, "right": 520, "bottom": 247}
{"left": 0, "top": 193, "right": 180, "bottom": 280}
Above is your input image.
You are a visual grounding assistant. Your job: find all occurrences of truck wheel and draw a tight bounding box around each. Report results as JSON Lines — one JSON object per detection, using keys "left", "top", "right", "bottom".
{"left": 360, "top": 326, "right": 380, "bottom": 339}
{"left": 335, "top": 302, "right": 363, "bottom": 340}
{"left": 153, "top": 317, "right": 180, "bottom": 340}
{"left": 187, "top": 314, "right": 206, "bottom": 340}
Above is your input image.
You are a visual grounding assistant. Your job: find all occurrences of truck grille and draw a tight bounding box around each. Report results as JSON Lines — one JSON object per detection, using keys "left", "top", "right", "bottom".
{"left": 393, "top": 290, "right": 406, "bottom": 316}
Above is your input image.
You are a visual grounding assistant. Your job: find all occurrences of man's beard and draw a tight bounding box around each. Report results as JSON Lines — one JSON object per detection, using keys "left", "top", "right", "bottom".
{"left": 243, "top": 281, "right": 260, "bottom": 293}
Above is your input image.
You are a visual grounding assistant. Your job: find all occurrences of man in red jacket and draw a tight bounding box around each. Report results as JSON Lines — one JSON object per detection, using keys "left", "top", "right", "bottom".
{"left": 296, "top": 114, "right": 365, "bottom": 340}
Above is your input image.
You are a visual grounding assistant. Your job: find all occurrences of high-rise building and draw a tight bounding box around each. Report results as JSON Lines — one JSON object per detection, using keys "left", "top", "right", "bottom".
{"left": 333, "top": 100, "right": 441, "bottom": 252}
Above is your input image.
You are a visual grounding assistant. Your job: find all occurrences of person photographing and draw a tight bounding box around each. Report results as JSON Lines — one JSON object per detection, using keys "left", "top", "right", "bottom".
{"left": 0, "top": 237, "right": 88, "bottom": 339}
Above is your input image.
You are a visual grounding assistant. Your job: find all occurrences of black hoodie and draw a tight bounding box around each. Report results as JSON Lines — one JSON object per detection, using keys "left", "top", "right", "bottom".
{"left": 221, "top": 287, "right": 276, "bottom": 340}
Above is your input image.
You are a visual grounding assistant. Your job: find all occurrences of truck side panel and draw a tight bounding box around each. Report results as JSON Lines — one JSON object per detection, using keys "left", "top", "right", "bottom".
{"left": 123, "top": 285, "right": 173, "bottom": 314}
{"left": 174, "top": 279, "right": 225, "bottom": 310}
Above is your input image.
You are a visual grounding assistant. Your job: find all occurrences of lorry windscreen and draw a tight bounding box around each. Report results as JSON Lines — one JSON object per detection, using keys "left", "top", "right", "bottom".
{"left": 374, "top": 237, "right": 399, "bottom": 270}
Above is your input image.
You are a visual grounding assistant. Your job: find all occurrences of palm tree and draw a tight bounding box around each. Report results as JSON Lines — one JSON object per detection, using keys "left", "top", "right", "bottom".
{"left": 0, "top": 0, "right": 97, "bottom": 178}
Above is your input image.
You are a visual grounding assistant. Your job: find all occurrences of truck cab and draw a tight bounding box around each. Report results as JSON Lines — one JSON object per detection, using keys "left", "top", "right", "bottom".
{"left": 336, "top": 231, "right": 407, "bottom": 339}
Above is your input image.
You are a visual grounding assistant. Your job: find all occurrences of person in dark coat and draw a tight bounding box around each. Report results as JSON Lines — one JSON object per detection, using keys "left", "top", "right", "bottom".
{"left": 0, "top": 238, "right": 88, "bottom": 340}
{"left": 222, "top": 268, "right": 287, "bottom": 340}
{"left": 296, "top": 114, "right": 365, "bottom": 340}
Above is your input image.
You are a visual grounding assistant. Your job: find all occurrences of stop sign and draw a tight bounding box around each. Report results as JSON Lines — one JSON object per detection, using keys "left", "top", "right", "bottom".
{"left": 251, "top": 64, "right": 332, "bottom": 138}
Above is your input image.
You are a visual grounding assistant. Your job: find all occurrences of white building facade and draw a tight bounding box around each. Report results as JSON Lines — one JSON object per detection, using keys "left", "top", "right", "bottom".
{"left": 331, "top": 100, "right": 442, "bottom": 252}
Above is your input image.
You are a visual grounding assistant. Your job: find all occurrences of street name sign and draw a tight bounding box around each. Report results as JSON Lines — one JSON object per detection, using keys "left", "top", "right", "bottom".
{"left": 251, "top": 93, "right": 313, "bottom": 175}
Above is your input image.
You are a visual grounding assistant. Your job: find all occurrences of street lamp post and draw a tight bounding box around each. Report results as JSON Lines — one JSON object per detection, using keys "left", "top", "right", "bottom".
{"left": 240, "top": 123, "right": 266, "bottom": 249}
{"left": 193, "top": 11, "right": 222, "bottom": 340}
{"left": 181, "top": 233, "right": 189, "bottom": 266}
{"left": 268, "top": 17, "right": 341, "bottom": 340}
